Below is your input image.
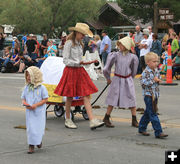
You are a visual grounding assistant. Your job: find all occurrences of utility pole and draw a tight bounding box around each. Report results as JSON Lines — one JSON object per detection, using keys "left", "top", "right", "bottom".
{"left": 153, "top": 2, "right": 158, "bottom": 34}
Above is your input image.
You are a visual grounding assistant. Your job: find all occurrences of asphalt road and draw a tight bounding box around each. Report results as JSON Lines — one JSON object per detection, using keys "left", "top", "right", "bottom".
{"left": 0, "top": 73, "right": 180, "bottom": 164}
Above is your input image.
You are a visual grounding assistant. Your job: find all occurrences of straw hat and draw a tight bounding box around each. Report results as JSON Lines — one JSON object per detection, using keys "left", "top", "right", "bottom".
{"left": 118, "top": 36, "right": 135, "bottom": 51}
{"left": 25, "top": 66, "right": 43, "bottom": 88}
{"left": 68, "top": 23, "right": 93, "bottom": 37}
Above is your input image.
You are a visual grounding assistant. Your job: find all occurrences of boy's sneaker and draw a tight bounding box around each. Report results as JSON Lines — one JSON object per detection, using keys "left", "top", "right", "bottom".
{"left": 155, "top": 133, "right": 168, "bottom": 139}
{"left": 139, "top": 131, "right": 150, "bottom": 136}
{"left": 65, "top": 119, "right": 77, "bottom": 129}
{"left": 90, "top": 119, "right": 105, "bottom": 130}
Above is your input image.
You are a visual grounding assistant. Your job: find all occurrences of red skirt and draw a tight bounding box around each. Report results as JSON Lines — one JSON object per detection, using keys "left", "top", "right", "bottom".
{"left": 54, "top": 66, "right": 98, "bottom": 97}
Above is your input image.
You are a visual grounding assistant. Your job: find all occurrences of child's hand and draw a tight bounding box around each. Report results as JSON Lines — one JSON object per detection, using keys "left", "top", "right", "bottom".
{"left": 154, "top": 77, "right": 161, "bottom": 83}
{"left": 80, "top": 61, "right": 85, "bottom": 65}
{"left": 29, "top": 104, "right": 37, "bottom": 110}
{"left": 80, "top": 60, "right": 97, "bottom": 65}
{"left": 107, "top": 79, "right": 112, "bottom": 84}
{"left": 26, "top": 104, "right": 37, "bottom": 110}
{"left": 23, "top": 103, "right": 31, "bottom": 108}
{"left": 93, "top": 60, "right": 99, "bottom": 64}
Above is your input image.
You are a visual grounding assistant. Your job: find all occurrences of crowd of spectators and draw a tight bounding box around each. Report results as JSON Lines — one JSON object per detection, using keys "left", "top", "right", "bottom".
{"left": 0, "top": 32, "right": 67, "bottom": 73}
{"left": 131, "top": 26, "right": 180, "bottom": 77}
{"left": 0, "top": 26, "right": 180, "bottom": 76}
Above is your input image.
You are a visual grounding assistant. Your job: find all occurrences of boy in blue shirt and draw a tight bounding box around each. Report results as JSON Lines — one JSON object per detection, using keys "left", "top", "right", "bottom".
{"left": 139, "top": 52, "right": 168, "bottom": 139}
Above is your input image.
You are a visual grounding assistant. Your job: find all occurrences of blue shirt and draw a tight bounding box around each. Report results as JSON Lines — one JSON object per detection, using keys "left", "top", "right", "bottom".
{"left": 44, "top": 54, "right": 48, "bottom": 58}
{"left": 47, "top": 45, "right": 57, "bottom": 56}
{"left": 140, "top": 66, "right": 161, "bottom": 98}
{"left": 162, "top": 51, "right": 168, "bottom": 65}
{"left": 100, "top": 35, "right": 111, "bottom": 54}
{"left": 150, "top": 40, "right": 162, "bottom": 56}
{"left": 22, "top": 36, "right": 27, "bottom": 45}
{"left": 134, "top": 31, "right": 143, "bottom": 46}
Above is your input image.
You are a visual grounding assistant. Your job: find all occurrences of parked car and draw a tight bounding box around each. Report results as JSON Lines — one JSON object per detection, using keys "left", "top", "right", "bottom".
{"left": 36, "top": 34, "right": 43, "bottom": 43}
{"left": 17, "top": 34, "right": 24, "bottom": 43}
{"left": 4, "top": 35, "right": 13, "bottom": 47}
{"left": 111, "top": 32, "right": 129, "bottom": 51}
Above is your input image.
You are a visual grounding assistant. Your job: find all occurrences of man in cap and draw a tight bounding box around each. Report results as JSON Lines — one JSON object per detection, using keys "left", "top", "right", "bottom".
{"left": 147, "top": 26, "right": 153, "bottom": 48}
{"left": 100, "top": 30, "right": 111, "bottom": 66}
{"left": 134, "top": 25, "right": 143, "bottom": 73}
{"left": 139, "top": 29, "right": 151, "bottom": 71}
{"left": 58, "top": 32, "right": 67, "bottom": 57}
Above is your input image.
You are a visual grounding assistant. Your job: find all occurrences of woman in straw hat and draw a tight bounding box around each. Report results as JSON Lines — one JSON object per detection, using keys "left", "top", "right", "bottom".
{"left": 54, "top": 23, "right": 104, "bottom": 130}
{"left": 103, "top": 36, "right": 139, "bottom": 128}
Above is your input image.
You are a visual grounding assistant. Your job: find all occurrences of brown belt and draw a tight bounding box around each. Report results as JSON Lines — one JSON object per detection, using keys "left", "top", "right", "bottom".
{"left": 114, "top": 73, "right": 131, "bottom": 78}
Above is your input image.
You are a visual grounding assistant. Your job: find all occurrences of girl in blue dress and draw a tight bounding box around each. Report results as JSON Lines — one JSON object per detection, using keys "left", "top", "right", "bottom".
{"left": 21, "top": 66, "right": 48, "bottom": 154}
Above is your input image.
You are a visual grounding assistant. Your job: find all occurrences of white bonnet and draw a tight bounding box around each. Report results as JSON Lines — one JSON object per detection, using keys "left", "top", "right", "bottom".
{"left": 25, "top": 66, "right": 43, "bottom": 88}
{"left": 118, "top": 36, "right": 135, "bottom": 51}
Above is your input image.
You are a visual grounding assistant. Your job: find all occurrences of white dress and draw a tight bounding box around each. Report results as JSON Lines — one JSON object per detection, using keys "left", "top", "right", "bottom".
{"left": 21, "top": 85, "right": 48, "bottom": 145}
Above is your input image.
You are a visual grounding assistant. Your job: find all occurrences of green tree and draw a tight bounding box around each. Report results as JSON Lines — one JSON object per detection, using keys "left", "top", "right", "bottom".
{"left": 117, "top": 0, "right": 180, "bottom": 24}
{"left": 0, "top": 0, "right": 51, "bottom": 34}
{"left": 0, "top": 0, "right": 104, "bottom": 36}
{"left": 45, "top": 0, "right": 103, "bottom": 36}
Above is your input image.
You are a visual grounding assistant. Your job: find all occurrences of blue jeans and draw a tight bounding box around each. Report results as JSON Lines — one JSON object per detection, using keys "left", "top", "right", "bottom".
{"left": 135, "top": 46, "right": 141, "bottom": 74}
{"left": 101, "top": 51, "right": 108, "bottom": 66}
{"left": 28, "top": 52, "right": 38, "bottom": 60}
{"left": 0, "top": 57, "right": 5, "bottom": 68}
{"left": 0, "top": 50, "right": 3, "bottom": 58}
{"left": 172, "top": 66, "right": 180, "bottom": 77}
{"left": 2, "top": 58, "right": 15, "bottom": 67}
{"left": 139, "top": 96, "right": 163, "bottom": 137}
{"left": 36, "top": 59, "right": 44, "bottom": 68}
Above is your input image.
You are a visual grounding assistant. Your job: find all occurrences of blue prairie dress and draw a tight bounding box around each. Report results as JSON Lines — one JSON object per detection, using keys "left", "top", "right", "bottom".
{"left": 21, "top": 85, "right": 48, "bottom": 145}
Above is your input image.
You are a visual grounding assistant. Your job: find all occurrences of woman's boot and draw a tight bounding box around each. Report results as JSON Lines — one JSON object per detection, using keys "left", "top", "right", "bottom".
{"left": 132, "top": 115, "right": 139, "bottom": 128}
{"left": 103, "top": 113, "right": 114, "bottom": 128}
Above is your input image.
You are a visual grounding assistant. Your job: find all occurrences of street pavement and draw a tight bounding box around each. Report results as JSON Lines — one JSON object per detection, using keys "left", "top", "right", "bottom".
{"left": 0, "top": 73, "right": 180, "bottom": 164}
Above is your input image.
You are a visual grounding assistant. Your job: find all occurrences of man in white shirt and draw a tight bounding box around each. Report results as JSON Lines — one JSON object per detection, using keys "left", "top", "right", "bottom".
{"left": 139, "top": 29, "right": 151, "bottom": 71}
{"left": 100, "top": 30, "right": 111, "bottom": 66}
{"left": 148, "top": 26, "right": 153, "bottom": 48}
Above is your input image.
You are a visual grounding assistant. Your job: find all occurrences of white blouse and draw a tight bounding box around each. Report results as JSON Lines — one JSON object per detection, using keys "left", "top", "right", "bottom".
{"left": 63, "top": 40, "right": 83, "bottom": 67}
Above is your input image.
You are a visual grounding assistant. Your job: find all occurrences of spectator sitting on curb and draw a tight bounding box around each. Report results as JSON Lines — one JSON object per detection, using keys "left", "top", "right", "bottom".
{"left": 35, "top": 49, "right": 48, "bottom": 68}
{"left": 47, "top": 40, "right": 57, "bottom": 56}
{"left": 0, "top": 46, "right": 11, "bottom": 70}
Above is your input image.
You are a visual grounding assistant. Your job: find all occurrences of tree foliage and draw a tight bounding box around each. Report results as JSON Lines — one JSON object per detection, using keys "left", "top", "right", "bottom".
{"left": 0, "top": 0, "right": 104, "bottom": 36}
{"left": 117, "top": 0, "right": 180, "bottom": 24}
